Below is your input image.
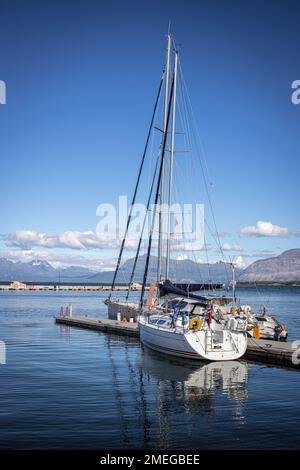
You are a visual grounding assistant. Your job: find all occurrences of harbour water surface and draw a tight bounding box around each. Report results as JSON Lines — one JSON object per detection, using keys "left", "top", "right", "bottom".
{"left": 0, "top": 286, "right": 300, "bottom": 449}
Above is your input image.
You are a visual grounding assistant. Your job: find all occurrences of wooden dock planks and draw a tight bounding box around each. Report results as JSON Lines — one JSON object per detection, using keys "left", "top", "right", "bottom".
{"left": 55, "top": 315, "right": 139, "bottom": 337}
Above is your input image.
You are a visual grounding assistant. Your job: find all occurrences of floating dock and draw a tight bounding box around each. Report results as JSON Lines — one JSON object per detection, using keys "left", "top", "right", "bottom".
{"left": 245, "top": 337, "right": 299, "bottom": 369}
{"left": 55, "top": 315, "right": 300, "bottom": 369}
{"left": 56, "top": 315, "right": 139, "bottom": 337}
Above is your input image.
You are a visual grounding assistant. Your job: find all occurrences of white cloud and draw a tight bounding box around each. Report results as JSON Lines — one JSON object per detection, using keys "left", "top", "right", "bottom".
{"left": 7, "top": 230, "right": 57, "bottom": 249}
{"left": 2, "top": 230, "right": 140, "bottom": 251}
{"left": 234, "top": 255, "right": 247, "bottom": 268}
{"left": 222, "top": 243, "right": 243, "bottom": 252}
{"left": 2, "top": 229, "right": 214, "bottom": 253}
{"left": 175, "top": 254, "right": 188, "bottom": 261}
{"left": 58, "top": 232, "right": 87, "bottom": 249}
{"left": 171, "top": 240, "right": 210, "bottom": 252}
{"left": 240, "top": 221, "right": 289, "bottom": 238}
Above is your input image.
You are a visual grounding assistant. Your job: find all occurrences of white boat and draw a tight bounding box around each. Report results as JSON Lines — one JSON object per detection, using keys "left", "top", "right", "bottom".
{"left": 139, "top": 311, "right": 247, "bottom": 361}
{"left": 212, "top": 297, "right": 288, "bottom": 341}
{"left": 107, "top": 31, "right": 248, "bottom": 362}
{"left": 244, "top": 309, "right": 288, "bottom": 341}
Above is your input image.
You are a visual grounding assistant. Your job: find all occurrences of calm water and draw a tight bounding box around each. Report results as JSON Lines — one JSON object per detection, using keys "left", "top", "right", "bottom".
{"left": 0, "top": 286, "right": 299, "bottom": 450}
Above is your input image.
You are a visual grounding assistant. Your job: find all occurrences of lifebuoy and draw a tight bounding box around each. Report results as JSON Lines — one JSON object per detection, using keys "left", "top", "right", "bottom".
{"left": 189, "top": 317, "right": 202, "bottom": 331}
{"left": 231, "top": 307, "right": 237, "bottom": 316}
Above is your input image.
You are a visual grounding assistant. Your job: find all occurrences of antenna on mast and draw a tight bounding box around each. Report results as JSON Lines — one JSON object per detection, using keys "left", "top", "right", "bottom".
{"left": 167, "top": 19, "right": 172, "bottom": 35}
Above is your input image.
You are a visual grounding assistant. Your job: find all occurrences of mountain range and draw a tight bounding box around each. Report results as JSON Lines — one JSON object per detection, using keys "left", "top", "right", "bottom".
{"left": 0, "top": 258, "right": 94, "bottom": 283}
{"left": 88, "top": 255, "right": 241, "bottom": 284}
{"left": 238, "top": 248, "right": 300, "bottom": 281}
{"left": 0, "top": 249, "right": 299, "bottom": 283}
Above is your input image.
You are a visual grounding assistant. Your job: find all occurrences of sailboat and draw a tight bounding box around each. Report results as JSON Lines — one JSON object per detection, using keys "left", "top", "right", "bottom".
{"left": 106, "top": 32, "right": 248, "bottom": 361}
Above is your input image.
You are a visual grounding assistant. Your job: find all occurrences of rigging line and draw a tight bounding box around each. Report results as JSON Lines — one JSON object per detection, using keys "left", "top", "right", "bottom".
{"left": 169, "top": 155, "right": 206, "bottom": 288}
{"left": 173, "top": 77, "right": 206, "bottom": 286}
{"left": 126, "top": 155, "right": 160, "bottom": 301}
{"left": 178, "top": 57, "right": 213, "bottom": 191}
{"left": 146, "top": 104, "right": 156, "bottom": 197}
{"left": 140, "top": 75, "right": 175, "bottom": 310}
{"left": 202, "top": 222, "right": 225, "bottom": 272}
{"left": 106, "top": 338, "right": 130, "bottom": 443}
{"left": 109, "top": 71, "right": 165, "bottom": 298}
{"left": 177, "top": 61, "right": 211, "bottom": 198}
{"left": 179, "top": 74, "right": 224, "bottom": 262}
{"left": 178, "top": 61, "right": 230, "bottom": 280}
{"left": 203, "top": 236, "right": 212, "bottom": 283}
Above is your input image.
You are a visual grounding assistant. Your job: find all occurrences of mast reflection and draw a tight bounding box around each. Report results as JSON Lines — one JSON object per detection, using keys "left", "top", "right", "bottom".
{"left": 104, "top": 336, "right": 248, "bottom": 449}
{"left": 140, "top": 346, "right": 249, "bottom": 448}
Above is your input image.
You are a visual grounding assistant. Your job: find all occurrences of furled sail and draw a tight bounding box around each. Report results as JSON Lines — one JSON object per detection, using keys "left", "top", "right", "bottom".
{"left": 159, "top": 280, "right": 209, "bottom": 306}
{"left": 172, "top": 283, "right": 224, "bottom": 292}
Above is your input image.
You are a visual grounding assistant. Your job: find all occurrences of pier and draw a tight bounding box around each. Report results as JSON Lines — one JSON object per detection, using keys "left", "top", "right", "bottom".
{"left": 56, "top": 315, "right": 139, "bottom": 337}
{"left": 245, "top": 337, "right": 299, "bottom": 369}
{"left": 0, "top": 281, "right": 144, "bottom": 292}
{"left": 55, "top": 315, "right": 300, "bottom": 369}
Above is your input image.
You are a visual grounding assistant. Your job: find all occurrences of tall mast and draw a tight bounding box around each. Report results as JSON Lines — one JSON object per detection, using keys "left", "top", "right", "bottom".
{"left": 231, "top": 262, "right": 236, "bottom": 306}
{"left": 157, "top": 32, "right": 171, "bottom": 287}
{"left": 141, "top": 75, "right": 175, "bottom": 310}
{"left": 166, "top": 50, "right": 178, "bottom": 279}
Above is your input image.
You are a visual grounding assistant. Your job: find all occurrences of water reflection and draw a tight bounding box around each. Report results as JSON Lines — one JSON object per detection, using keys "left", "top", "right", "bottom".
{"left": 58, "top": 324, "right": 71, "bottom": 341}
{"left": 104, "top": 335, "right": 248, "bottom": 448}
{"left": 141, "top": 348, "right": 248, "bottom": 396}
{"left": 141, "top": 348, "right": 248, "bottom": 428}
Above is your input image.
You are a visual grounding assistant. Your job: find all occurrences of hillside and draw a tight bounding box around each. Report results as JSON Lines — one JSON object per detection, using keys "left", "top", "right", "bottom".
{"left": 0, "top": 255, "right": 237, "bottom": 284}
{"left": 239, "top": 249, "right": 300, "bottom": 281}
{"left": 1, "top": 249, "right": 300, "bottom": 283}
{"left": 88, "top": 254, "right": 237, "bottom": 284}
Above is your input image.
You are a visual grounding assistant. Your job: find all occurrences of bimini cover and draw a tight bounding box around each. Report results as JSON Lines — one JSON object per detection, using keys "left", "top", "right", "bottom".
{"left": 159, "top": 280, "right": 209, "bottom": 306}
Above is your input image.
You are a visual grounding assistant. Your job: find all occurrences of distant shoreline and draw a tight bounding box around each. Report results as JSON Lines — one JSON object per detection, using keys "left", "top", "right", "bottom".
{"left": 237, "top": 281, "right": 300, "bottom": 286}
{"left": 0, "top": 280, "right": 300, "bottom": 292}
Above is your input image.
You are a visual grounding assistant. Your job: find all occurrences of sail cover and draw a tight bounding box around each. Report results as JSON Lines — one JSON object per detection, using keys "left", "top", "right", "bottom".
{"left": 159, "top": 280, "right": 209, "bottom": 306}
{"left": 172, "top": 282, "right": 224, "bottom": 292}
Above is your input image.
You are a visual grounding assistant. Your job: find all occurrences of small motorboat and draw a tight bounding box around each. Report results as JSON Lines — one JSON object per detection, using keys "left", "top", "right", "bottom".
{"left": 213, "top": 303, "right": 288, "bottom": 341}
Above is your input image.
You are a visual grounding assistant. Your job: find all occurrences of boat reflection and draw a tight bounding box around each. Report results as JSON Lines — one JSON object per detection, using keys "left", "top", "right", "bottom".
{"left": 104, "top": 335, "right": 249, "bottom": 449}
{"left": 140, "top": 346, "right": 248, "bottom": 448}
{"left": 140, "top": 346, "right": 248, "bottom": 407}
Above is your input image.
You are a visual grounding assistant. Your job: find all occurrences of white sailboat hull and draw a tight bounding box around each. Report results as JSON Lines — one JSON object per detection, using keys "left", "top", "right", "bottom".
{"left": 139, "top": 318, "right": 247, "bottom": 362}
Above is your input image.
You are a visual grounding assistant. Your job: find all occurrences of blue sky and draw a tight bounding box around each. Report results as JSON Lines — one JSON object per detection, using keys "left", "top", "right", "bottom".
{"left": 0, "top": 0, "right": 299, "bottom": 271}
